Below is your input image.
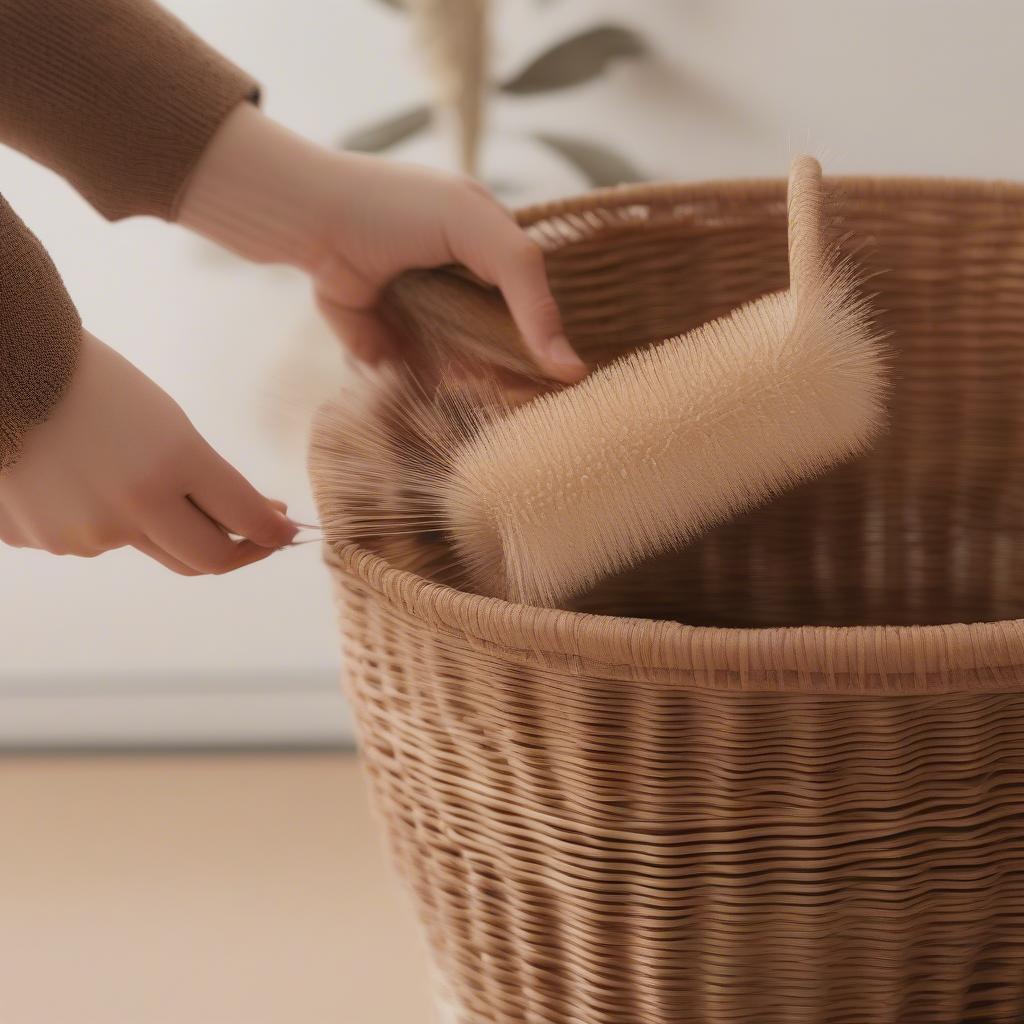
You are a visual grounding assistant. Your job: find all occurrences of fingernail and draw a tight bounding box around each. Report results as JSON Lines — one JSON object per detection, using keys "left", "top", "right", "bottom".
{"left": 545, "top": 334, "right": 586, "bottom": 370}
{"left": 278, "top": 515, "right": 300, "bottom": 542}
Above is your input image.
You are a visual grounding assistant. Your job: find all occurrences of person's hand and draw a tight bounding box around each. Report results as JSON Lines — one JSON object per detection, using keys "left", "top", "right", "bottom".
{"left": 0, "top": 330, "right": 297, "bottom": 573}
{"left": 178, "top": 103, "right": 587, "bottom": 382}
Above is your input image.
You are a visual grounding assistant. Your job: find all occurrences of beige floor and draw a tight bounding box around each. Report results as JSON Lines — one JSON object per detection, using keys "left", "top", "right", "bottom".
{"left": 0, "top": 753, "right": 434, "bottom": 1024}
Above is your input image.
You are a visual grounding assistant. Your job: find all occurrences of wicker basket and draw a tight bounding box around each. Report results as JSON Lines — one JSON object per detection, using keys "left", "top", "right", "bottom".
{"left": 318, "top": 174, "right": 1024, "bottom": 1024}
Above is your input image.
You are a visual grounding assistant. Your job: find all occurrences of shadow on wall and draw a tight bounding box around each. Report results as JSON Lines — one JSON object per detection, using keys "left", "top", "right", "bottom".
{"left": 342, "top": 1, "right": 761, "bottom": 195}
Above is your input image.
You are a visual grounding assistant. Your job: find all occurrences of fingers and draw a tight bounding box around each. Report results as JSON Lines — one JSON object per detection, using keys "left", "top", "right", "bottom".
{"left": 313, "top": 249, "right": 400, "bottom": 363}
{"left": 496, "top": 247, "right": 586, "bottom": 383}
{"left": 132, "top": 536, "right": 201, "bottom": 576}
{"left": 442, "top": 187, "right": 587, "bottom": 383}
{"left": 131, "top": 483, "right": 294, "bottom": 576}
{"left": 144, "top": 497, "right": 278, "bottom": 575}
{"left": 189, "top": 447, "right": 298, "bottom": 549}
{"left": 314, "top": 293, "right": 399, "bottom": 364}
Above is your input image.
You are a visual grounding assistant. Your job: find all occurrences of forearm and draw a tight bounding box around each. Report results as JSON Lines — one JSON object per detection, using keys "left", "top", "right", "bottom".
{"left": 0, "top": 0, "right": 258, "bottom": 221}
{"left": 177, "top": 103, "right": 333, "bottom": 271}
{"left": 0, "top": 196, "right": 81, "bottom": 474}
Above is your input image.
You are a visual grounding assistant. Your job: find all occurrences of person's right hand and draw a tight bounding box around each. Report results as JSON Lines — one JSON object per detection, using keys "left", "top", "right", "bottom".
{"left": 0, "top": 330, "right": 297, "bottom": 574}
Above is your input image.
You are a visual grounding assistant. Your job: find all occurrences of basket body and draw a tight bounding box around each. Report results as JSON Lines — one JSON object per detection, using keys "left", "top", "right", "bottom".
{"left": 324, "top": 175, "right": 1024, "bottom": 1024}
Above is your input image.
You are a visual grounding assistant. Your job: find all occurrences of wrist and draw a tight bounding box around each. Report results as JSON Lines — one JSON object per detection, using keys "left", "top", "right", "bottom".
{"left": 176, "top": 103, "right": 334, "bottom": 271}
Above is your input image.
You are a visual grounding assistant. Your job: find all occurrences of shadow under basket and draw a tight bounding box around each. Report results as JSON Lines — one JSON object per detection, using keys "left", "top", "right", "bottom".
{"left": 319, "top": 174, "right": 1024, "bottom": 1024}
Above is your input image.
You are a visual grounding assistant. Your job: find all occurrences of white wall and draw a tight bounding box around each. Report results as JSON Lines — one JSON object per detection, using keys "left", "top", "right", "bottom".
{"left": 2, "top": 0, "right": 1022, "bottom": 744}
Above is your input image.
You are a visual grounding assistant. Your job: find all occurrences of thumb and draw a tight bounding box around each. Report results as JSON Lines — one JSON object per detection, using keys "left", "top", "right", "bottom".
{"left": 495, "top": 239, "right": 587, "bottom": 384}
{"left": 190, "top": 446, "right": 298, "bottom": 549}
{"left": 444, "top": 194, "right": 587, "bottom": 383}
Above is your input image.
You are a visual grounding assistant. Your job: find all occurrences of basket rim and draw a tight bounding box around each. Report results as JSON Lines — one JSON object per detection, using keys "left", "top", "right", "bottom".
{"left": 326, "top": 543, "right": 1024, "bottom": 693}
{"left": 515, "top": 172, "right": 1024, "bottom": 227}
{"left": 324, "top": 172, "right": 1024, "bottom": 693}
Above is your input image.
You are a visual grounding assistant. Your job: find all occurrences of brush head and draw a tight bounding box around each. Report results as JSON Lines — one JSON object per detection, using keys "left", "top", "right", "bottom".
{"left": 443, "top": 268, "right": 886, "bottom": 606}
{"left": 311, "top": 156, "right": 889, "bottom": 611}
{"left": 439, "top": 156, "right": 888, "bottom": 606}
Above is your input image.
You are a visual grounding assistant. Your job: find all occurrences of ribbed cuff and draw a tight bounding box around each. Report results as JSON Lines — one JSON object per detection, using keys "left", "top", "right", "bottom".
{"left": 0, "top": 197, "right": 82, "bottom": 475}
{"left": 0, "top": 0, "right": 260, "bottom": 221}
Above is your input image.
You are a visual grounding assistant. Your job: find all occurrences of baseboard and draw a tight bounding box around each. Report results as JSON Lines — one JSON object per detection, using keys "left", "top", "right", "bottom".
{"left": 0, "top": 671, "right": 355, "bottom": 750}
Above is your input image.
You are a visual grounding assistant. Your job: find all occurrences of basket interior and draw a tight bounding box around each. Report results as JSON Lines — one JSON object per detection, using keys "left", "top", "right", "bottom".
{"left": 525, "top": 179, "right": 1024, "bottom": 628}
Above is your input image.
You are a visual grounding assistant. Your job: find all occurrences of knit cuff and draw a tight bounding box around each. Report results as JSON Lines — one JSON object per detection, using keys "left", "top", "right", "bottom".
{"left": 0, "top": 197, "right": 82, "bottom": 475}
{"left": 0, "top": 0, "right": 260, "bottom": 221}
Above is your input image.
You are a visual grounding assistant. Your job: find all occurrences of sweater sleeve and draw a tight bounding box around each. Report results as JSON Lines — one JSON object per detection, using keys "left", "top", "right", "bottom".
{"left": 0, "top": 196, "right": 82, "bottom": 474}
{"left": 0, "top": 0, "right": 260, "bottom": 221}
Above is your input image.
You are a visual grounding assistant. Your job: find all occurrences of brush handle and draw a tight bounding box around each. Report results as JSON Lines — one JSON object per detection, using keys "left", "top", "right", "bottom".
{"left": 787, "top": 155, "right": 827, "bottom": 306}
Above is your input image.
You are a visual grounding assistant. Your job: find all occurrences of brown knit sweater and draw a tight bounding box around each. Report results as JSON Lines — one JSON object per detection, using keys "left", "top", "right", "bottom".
{"left": 0, "top": 0, "right": 258, "bottom": 473}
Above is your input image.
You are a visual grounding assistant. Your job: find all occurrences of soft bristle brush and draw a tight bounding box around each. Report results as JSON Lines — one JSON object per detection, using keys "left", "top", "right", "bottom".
{"left": 311, "top": 156, "right": 888, "bottom": 609}
{"left": 438, "top": 156, "right": 888, "bottom": 606}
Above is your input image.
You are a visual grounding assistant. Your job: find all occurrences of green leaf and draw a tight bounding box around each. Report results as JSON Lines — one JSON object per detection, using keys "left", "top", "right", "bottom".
{"left": 340, "top": 106, "right": 431, "bottom": 153}
{"left": 501, "top": 25, "right": 647, "bottom": 94}
{"left": 535, "top": 133, "right": 646, "bottom": 186}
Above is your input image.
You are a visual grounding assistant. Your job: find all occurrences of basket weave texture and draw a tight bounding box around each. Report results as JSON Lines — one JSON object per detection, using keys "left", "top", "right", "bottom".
{"left": 319, "top": 174, "right": 1024, "bottom": 1024}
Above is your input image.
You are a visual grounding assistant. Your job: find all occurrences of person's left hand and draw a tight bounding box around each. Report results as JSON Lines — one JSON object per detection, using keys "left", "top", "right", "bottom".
{"left": 179, "top": 103, "right": 586, "bottom": 383}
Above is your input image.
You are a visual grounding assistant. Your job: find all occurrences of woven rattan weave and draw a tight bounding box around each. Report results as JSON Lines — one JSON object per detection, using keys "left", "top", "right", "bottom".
{"left": 317, "top": 174, "right": 1024, "bottom": 1024}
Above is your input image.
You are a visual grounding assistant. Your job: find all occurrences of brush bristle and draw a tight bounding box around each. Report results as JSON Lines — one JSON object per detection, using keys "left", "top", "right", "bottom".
{"left": 308, "top": 367, "right": 512, "bottom": 590}
{"left": 443, "top": 267, "right": 887, "bottom": 607}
